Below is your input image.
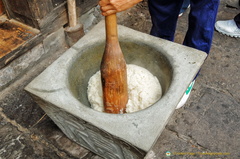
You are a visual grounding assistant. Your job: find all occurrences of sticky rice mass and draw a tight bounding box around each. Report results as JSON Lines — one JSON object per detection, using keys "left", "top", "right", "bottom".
{"left": 87, "top": 64, "right": 162, "bottom": 113}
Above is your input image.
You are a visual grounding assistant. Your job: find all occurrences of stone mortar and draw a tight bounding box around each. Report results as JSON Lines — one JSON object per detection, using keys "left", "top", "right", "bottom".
{"left": 25, "top": 20, "right": 207, "bottom": 158}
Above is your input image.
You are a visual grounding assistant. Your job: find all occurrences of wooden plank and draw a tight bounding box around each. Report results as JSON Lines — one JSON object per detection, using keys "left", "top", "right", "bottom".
{"left": 52, "top": 0, "right": 65, "bottom": 8}
{"left": 11, "top": 12, "right": 38, "bottom": 28}
{"left": 7, "top": 0, "right": 32, "bottom": 18}
{"left": 0, "top": 20, "right": 40, "bottom": 69}
{"left": 0, "top": 0, "right": 5, "bottom": 15}
{"left": 0, "top": 2, "right": 67, "bottom": 68}
{"left": 0, "top": 21, "right": 34, "bottom": 58}
{"left": 3, "top": 0, "right": 54, "bottom": 28}
{"left": 0, "top": 33, "right": 43, "bottom": 69}
{"left": 37, "top": 2, "right": 67, "bottom": 31}
{"left": 6, "top": 0, "right": 54, "bottom": 20}
{"left": 0, "top": 0, "right": 100, "bottom": 68}
{"left": 27, "top": 0, "right": 54, "bottom": 19}
{"left": 2, "top": 0, "right": 15, "bottom": 19}
{"left": 2, "top": 0, "right": 36, "bottom": 27}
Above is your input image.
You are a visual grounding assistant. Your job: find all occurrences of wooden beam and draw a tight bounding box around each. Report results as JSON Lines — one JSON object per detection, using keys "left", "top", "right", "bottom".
{"left": 37, "top": 2, "right": 68, "bottom": 32}
{"left": 27, "top": 0, "right": 54, "bottom": 19}
{"left": 2, "top": 0, "right": 15, "bottom": 19}
{"left": 0, "top": 0, "right": 5, "bottom": 15}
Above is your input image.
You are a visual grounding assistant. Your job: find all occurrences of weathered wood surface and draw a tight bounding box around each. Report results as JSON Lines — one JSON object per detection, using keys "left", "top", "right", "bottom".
{"left": 101, "top": 14, "right": 128, "bottom": 114}
{"left": 6, "top": 0, "right": 32, "bottom": 18}
{"left": 37, "top": 2, "right": 67, "bottom": 32}
{"left": 52, "top": 0, "right": 65, "bottom": 7}
{"left": 5, "top": 0, "right": 54, "bottom": 19}
{"left": 28, "top": 0, "right": 54, "bottom": 19}
{"left": 0, "top": 20, "right": 40, "bottom": 69}
{"left": 0, "top": 0, "right": 4, "bottom": 16}
{"left": 0, "top": 0, "right": 99, "bottom": 68}
{"left": 2, "top": 0, "right": 98, "bottom": 28}
{"left": 0, "top": 2, "right": 67, "bottom": 68}
{"left": 3, "top": 0, "right": 54, "bottom": 28}
{"left": 2, "top": 0, "right": 35, "bottom": 28}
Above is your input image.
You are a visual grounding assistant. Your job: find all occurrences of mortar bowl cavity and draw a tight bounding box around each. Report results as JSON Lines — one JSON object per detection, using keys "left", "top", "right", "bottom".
{"left": 68, "top": 41, "right": 173, "bottom": 111}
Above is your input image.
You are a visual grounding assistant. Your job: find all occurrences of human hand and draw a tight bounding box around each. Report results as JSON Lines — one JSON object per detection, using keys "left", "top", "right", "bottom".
{"left": 99, "top": 0, "right": 142, "bottom": 16}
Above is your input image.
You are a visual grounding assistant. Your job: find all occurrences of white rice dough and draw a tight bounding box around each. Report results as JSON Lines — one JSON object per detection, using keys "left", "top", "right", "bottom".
{"left": 87, "top": 64, "right": 162, "bottom": 113}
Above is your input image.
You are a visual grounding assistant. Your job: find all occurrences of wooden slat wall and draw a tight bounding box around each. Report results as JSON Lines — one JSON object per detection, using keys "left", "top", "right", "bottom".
{"left": 52, "top": 0, "right": 65, "bottom": 7}
{"left": 7, "top": 0, "right": 32, "bottom": 18}
{"left": 28, "top": 0, "right": 54, "bottom": 19}
{"left": 3, "top": 0, "right": 35, "bottom": 27}
{"left": 0, "top": 0, "right": 4, "bottom": 16}
{"left": 5, "top": 0, "right": 54, "bottom": 28}
{"left": 2, "top": 0, "right": 98, "bottom": 29}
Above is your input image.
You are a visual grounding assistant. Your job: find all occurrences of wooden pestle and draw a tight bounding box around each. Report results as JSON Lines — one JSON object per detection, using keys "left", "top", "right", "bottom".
{"left": 100, "top": 14, "right": 128, "bottom": 114}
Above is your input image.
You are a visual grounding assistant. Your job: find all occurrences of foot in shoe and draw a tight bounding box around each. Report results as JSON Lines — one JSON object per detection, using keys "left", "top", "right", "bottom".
{"left": 176, "top": 80, "right": 195, "bottom": 109}
{"left": 215, "top": 19, "right": 240, "bottom": 38}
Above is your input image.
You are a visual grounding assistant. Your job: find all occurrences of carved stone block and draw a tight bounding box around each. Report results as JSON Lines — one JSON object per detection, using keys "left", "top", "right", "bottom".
{"left": 25, "top": 21, "right": 206, "bottom": 158}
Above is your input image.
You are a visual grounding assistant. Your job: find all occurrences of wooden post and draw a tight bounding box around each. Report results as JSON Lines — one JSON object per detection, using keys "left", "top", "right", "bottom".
{"left": 67, "top": 0, "right": 77, "bottom": 27}
{"left": 100, "top": 14, "right": 128, "bottom": 114}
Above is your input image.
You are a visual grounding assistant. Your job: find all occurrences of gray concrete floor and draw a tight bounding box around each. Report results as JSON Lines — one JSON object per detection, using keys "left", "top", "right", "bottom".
{"left": 0, "top": 0, "right": 239, "bottom": 158}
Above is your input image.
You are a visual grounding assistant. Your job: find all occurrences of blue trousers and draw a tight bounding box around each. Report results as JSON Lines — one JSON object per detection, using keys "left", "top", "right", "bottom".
{"left": 148, "top": 0, "right": 220, "bottom": 54}
{"left": 180, "top": 0, "right": 190, "bottom": 14}
{"left": 234, "top": 13, "right": 240, "bottom": 28}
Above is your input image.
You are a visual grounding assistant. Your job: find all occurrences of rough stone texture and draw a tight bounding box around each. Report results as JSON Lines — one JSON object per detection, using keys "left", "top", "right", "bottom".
{"left": 0, "top": 44, "right": 44, "bottom": 91}
{"left": 79, "top": 6, "right": 103, "bottom": 33}
{"left": 42, "top": 27, "right": 67, "bottom": 58}
{"left": 0, "top": 0, "right": 240, "bottom": 158}
{"left": 0, "top": 108, "right": 92, "bottom": 159}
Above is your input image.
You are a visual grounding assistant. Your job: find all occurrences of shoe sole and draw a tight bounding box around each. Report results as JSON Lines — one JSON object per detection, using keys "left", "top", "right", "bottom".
{"left": 215, "top": 23, "right": 240, "bottom": 38}
{"left": 226, "top": 4, "right": 240, "bottom": 9}
{"left": 176, "top": 80, "right": 195, "bottom": 109}
{"left": 178, "top": 13, "right": 183, "bottom": 17}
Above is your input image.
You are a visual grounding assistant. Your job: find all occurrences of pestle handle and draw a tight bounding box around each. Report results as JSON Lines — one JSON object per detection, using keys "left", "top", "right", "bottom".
{"left": 105, "top": 14, "right": 118, "bottom": 41}
{"left": 100, "top": 14, "right": 128, "bottom": 114}
{"left": 67, "top": 0, "right": 77, "bottom": 27}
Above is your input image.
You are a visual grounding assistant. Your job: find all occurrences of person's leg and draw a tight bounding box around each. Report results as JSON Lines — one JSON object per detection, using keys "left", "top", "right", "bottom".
{"left": 234, "top": 13, "right": 240, "bottom": 28}
{"left": 183, "top": 0, "right": 220, "bottom": 54}
{"left": 177, "top": 0, "right": 219, "bottom": 109}
{"left": 182, "top": 0, "right": 191, "bottom": 9}
{"left": 148, "top": 0, "right": 184, "bottom": 41}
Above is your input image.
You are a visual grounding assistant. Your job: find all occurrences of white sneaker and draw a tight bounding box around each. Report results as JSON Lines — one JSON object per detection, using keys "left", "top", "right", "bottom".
{"left": 176, "top": 80, "right": 195, "bottom": 109}
{"left": 215, "top": 19, "right": 240, "bottom": 38}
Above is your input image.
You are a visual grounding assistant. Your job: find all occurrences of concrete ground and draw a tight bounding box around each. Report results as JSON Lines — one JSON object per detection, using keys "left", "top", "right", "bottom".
{"left": 0, "top": 0, "right": 239, "bottom": 158}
